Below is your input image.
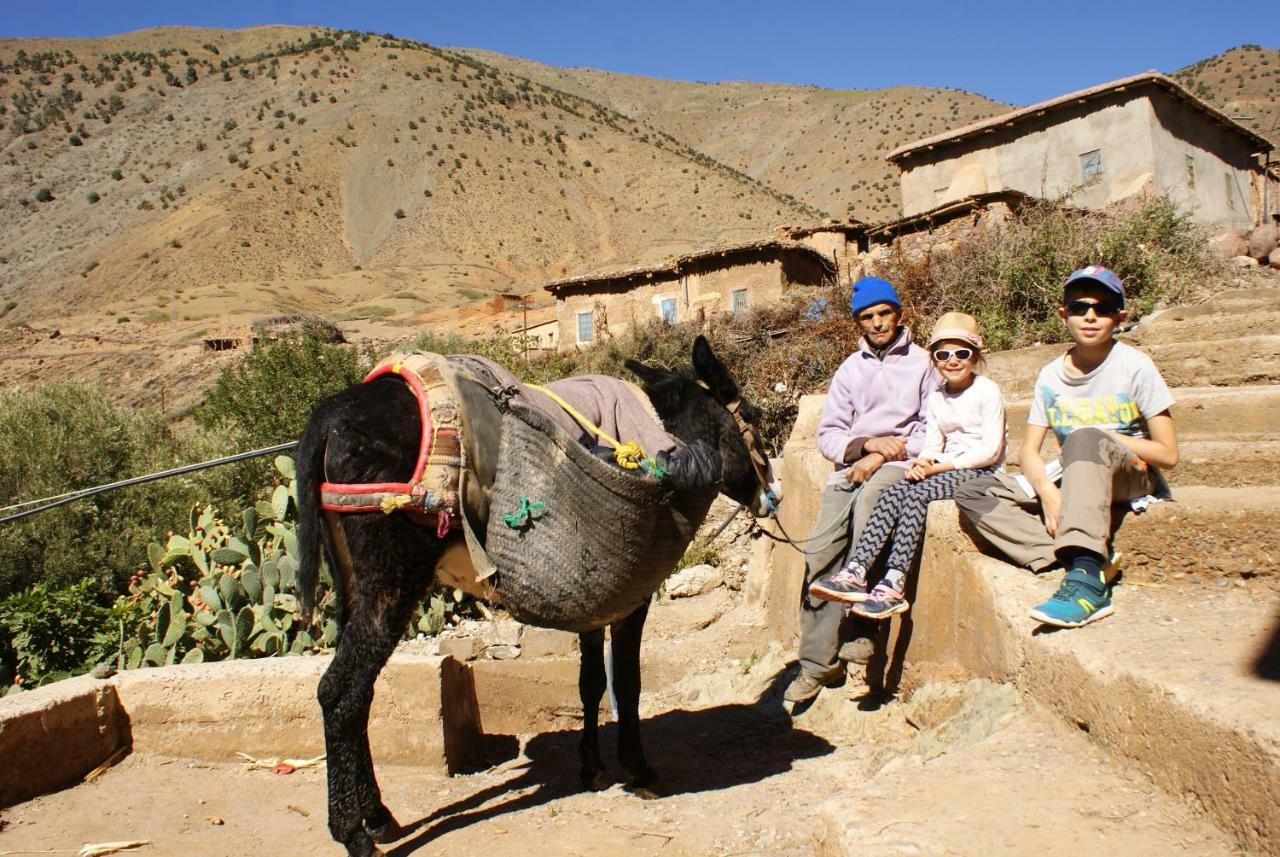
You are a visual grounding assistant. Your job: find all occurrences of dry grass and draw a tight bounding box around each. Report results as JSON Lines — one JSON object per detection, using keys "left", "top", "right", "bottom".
{"left": 873, "top": 196, "right": 1230, "bottom": 351}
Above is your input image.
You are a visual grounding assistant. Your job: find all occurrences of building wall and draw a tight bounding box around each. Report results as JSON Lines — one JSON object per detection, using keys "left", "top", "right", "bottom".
{"left": 899, "top": 95, "right": 1157, "bottom": 218}
{"left": 795, "top": 232, "right": 863, "bottom": 284}
{"left": 1147, "top": 97, "right": 1259, "bottom": 229}
{"left": 897, "top": 89, "right": 1260, "bottom": 229}
{"left": 552, "top": 253, "right": 830, "bottom": 350}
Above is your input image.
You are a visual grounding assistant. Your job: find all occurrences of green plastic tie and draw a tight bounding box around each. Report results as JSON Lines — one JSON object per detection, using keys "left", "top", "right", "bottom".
{"left": 640, "top": 457, "right": 669, "bottom": 480}
{"left": 502, "top": 496, "right": 548, "bottom": 529}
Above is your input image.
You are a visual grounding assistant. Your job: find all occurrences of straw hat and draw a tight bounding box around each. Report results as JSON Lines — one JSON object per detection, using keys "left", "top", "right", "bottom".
{"left": 927, "top": 312, "right": 984, "bottom": 350}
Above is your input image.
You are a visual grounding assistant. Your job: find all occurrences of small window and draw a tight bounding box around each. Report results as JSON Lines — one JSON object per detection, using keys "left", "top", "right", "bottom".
{"left": 1080, "top": 149, "right": 1102, "bottom": 184}
{"left": 731, "top": 288, "right": 749, "bottom": 316}
{"left": 1185, "top": 155, "right": 1196, "bottom": 189}
{"left": 659, "top": 297, "right": 677, "bottom": 324}
{"left": 1225, "top": 173, "right": 1236, "bottom": 210}
{"left": 576, "top": 311, "right": 593, "bottom": 343}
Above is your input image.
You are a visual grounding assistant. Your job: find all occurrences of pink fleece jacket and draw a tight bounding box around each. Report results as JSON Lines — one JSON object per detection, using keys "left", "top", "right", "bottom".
{"left": 816, "top": 327, "right": 940, "bottom": 485}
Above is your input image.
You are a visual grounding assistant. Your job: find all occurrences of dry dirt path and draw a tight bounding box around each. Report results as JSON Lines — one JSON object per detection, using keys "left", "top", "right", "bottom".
{"left": 0, "top": 592, "right": 1238, "bottom": 857}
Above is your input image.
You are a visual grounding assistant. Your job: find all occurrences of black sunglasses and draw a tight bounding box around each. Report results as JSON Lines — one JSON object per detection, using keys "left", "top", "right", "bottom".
{"left": 932, "top": 348, "right": 974, "bottom": 362}
{"left": 1066, "top": 299, "right": 1121, "bottom": 318}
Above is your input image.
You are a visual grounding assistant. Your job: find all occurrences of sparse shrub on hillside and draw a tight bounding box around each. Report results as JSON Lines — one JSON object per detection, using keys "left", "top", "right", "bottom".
{"left": 110, "top": 168, "right": 123, "bottom": 180}
{"left": 34, "top": 187, "right": 52, "bottom": 202}
{"left": 394, "top": 208, "right": 405, "bottom": 219}
{"left": 86, "top": 191, "right": 99, "bottom": 203}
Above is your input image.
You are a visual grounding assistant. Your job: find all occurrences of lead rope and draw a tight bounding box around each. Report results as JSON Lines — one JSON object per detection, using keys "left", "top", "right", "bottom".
{"left": 749, "top": 490, "right": 857, "bottom": 557}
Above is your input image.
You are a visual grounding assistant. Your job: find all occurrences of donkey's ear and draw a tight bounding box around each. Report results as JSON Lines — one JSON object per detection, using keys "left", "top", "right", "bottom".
{"left": 692, "top": 335, "right": 738, "bottom": 402}
{"left": 625, "top": 358, "right": 685, "bottom": 417}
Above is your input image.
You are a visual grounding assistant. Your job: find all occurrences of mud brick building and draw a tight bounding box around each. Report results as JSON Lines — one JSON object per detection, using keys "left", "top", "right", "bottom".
{"left": 887, "top": 72, "right": 1273, "bottom": 230}
{"left": 544, "top": 240, "right": 835, "bottom": 349}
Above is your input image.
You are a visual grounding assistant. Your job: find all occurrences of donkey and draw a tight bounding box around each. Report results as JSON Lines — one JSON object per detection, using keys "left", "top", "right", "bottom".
{"left": 295, "top": 336, "right": 777, "bottom": 857}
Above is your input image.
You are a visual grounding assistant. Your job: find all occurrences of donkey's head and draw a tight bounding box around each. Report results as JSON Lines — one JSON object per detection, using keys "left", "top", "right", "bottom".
{"left": 626, "top": 336, "right": 781, "bottom": 517}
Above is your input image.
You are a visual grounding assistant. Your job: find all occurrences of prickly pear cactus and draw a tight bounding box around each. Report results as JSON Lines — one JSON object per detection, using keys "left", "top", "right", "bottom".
{"left": 116, "top": 456, "right": 338, "bottom": 669}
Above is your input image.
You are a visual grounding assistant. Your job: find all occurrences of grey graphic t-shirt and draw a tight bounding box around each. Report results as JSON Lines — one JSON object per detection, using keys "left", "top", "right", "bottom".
{"left": 1028, "top": 342, "right": 1174, "bottom": 445}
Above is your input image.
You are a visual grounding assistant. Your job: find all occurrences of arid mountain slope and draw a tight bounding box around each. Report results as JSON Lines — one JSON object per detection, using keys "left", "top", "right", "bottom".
{"left": 1174, "top": 44, "right": 1280, "bottom": 147}
{"left": 0, "top": 27, "right": 818, "bottom": 326}
{"left": 459, "top": 50, "right": 1008, "bottom": 222}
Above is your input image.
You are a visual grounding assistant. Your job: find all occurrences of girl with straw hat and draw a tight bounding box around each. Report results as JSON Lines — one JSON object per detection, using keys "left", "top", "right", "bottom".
{"left": 809, "top": 312, "right": 1006, "bottom": 617}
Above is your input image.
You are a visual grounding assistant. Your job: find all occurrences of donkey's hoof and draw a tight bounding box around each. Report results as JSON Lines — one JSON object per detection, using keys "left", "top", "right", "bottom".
{"left": 363, "top": 807, "right": 402, "bottom": 844}
{"left": 625, "top": 768, "right": 664, "bottom": 799}
{"left": 580, "top": 767, "right": 611, "bottom": 792}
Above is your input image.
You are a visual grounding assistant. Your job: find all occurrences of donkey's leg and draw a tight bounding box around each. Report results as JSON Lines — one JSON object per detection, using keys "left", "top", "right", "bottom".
{"left": 577, "top": 627, "right": 609, "bottom": 790}
{"left": 319, "top": 564, "right": 422, "bottom": 856}
{"left": 610, "top": 599, "right": 658, "bottom": 793}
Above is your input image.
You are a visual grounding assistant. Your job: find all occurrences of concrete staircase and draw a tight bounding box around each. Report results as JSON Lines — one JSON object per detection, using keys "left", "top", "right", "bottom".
{"left": 759, "top": 281, "right": 1280, "bottom": 856}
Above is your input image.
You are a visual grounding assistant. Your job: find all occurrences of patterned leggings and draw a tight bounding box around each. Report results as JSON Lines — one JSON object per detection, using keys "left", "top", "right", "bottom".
{"left": 850, "top": 467, "right": 996, "bottom": 576}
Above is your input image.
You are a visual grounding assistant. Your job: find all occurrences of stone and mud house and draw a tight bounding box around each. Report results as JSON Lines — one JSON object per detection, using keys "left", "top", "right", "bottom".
{"left": 887, "top": 71, "right": 1275, "bottom": 230}
{"left": 544, "top": 240, "right": 836, "bottom": 349}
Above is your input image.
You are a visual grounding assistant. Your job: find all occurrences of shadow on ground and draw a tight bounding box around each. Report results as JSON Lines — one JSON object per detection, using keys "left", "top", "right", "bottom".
{"left": 387, "top": 695, "right": 835, "bottom": 855}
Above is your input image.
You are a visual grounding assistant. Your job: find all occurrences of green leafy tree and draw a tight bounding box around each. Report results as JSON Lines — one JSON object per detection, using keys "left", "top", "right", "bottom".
{"left": 197, "top": 333, "right": 366, "bottom": 452}
{"left": 0, "top": 382, "right": 205, "bottom": 599}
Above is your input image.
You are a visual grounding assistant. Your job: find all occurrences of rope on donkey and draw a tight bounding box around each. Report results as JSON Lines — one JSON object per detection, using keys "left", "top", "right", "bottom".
{"left": 525, "top": 384, "right": 668, "bottom": 479}
{"left": 501, "top": 495, "right": 548, "bottom": 530}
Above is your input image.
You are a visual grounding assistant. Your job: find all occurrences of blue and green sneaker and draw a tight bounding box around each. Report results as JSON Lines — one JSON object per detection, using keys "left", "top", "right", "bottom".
{"left": 1029, "top": 568, "right": 1114, "bottom": 628}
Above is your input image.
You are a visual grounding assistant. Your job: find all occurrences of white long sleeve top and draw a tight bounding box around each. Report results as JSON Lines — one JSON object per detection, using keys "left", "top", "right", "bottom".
{"left": 920, "top": 374, "right": 1006, "bottom": 470}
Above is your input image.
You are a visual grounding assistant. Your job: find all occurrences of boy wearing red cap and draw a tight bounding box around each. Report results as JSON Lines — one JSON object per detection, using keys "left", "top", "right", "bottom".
{"left": 954, "top": 266, "right": 1179, "bottom": 628}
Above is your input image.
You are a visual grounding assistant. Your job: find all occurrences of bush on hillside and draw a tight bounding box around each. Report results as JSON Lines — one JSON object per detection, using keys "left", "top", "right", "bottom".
{"left": 874, "top": 196, "right": 1226, "bottom": 351}
{"left": 0, "top": 580, "right": 111, "bottom": 692}
{"left": 0, "top": 382, "right": 217, "bottom": 600}
{"left": 197, "top": 333, "right": 368, "bottom": 452}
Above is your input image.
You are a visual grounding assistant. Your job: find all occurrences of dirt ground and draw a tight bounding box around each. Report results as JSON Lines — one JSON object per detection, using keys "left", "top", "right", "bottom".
{"left": 0, "top": 557, "right": 1240, "bottom": 857}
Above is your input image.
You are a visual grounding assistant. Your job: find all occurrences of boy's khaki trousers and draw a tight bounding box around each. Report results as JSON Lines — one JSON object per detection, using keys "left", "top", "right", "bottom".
{"left": 953, "top": 427, "right": 1155, "bottom": 571}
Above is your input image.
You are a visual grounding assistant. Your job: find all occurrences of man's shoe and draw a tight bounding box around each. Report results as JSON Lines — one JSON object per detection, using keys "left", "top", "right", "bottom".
{"left": 809, "top": 563, "right": 869, "bottom": 604}
{"left": 1029, "top": 569, "right": 1114, "bottom": 628}
{"left": 849, "top": 581, "right": 909, "bottom": 620}
{"left": 783, "top": 670, "right": 841, "bottom": 704}
{"left": 838, "top": 637, "right": 874, "bottom": 666}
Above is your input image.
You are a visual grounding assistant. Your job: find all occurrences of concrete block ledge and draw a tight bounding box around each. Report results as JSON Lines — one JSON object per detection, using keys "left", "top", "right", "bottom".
{"left": 0, "top": 654, "right": 480, "bottom": 806}
{"left": 911, "top": 504, "right": 1280, "bottom": 857}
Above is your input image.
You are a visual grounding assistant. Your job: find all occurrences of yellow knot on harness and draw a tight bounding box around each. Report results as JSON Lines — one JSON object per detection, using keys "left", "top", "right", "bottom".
{"left": 379, "top": 494, "right": 414, "bottom": 514}
{"left": 524, "top": 383, "right": 671, "bottom": 478}
{"left": 612, "top": 440, "right": 645, "bottom": 470}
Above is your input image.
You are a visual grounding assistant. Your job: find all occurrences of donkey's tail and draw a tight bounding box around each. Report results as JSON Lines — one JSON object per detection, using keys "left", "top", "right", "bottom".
{"left": 294, "top": 407, "right": 334, "bottom": 623}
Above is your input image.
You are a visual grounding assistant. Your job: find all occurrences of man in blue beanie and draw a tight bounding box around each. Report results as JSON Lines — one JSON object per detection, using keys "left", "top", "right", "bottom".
{"left": 785, "top": 276, "right": 939, "bottom": 703}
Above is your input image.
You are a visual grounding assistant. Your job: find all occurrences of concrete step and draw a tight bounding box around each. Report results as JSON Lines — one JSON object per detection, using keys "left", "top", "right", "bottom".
{"left": 984, "top": 335, "right": 1280, "bottom": 398}
{"left": 1127, "top": 306, "right": 1280, "bottom": 345}
{"left": 1109, "top": 485, "right": 1280, "bottom": 581}
{"left": 1002, "top": 384, "right": 1280, "bottom": 439}
{"left": 910, "top": 504, "right": 1280, "bottom": 857}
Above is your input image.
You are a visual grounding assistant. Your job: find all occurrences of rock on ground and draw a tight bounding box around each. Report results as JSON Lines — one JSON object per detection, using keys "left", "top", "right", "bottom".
{"left": 1248, "top": 223, "right": 1279, "bottom": 260}
{"left": 1210, "top": 229, "right": 1248, "bottom": 259}
{"left": 665, "top": 564, "right": 724, "bottom": 598}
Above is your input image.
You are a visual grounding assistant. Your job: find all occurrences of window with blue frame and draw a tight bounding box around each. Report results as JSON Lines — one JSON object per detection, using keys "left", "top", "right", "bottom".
{"left": 659, "top": 297, "right": 677, "bottom": 324}
{"left": 576, "top": 311, "right": 593, "bottom": 343}
{"left": 731, "top": 288, "right": 749, "bottom": 315}
{"left": 1080, "top": 149, "right": 1102, "bottom": 184}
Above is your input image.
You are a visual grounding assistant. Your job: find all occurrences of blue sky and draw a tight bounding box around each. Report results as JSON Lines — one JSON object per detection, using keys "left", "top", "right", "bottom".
{"left": 2, "top": 0, "right": 1265, "bottom": 106}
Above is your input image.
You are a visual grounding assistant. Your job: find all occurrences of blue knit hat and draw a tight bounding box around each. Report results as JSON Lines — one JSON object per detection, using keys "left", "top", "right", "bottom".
{"left": 850, "top": 276, "right": 901, "bottom": 316}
